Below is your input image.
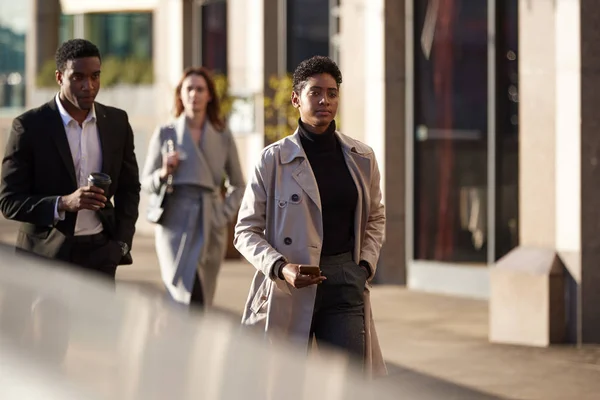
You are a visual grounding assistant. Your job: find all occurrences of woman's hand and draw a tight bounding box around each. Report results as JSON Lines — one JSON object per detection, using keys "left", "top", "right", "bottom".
{"left": 281, "top": 263, "right": 326, "bottom": 289}
{"left": 160, "top": 151, "right": 180, "bottom": 180}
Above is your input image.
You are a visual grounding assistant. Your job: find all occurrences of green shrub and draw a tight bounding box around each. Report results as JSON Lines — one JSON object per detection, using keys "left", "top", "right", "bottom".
{"left": 100, "top": 56, "right": 121, "bottom": 87}
{"left": 120, "top": 58, "right": 154, "bottom": 85}
{"left": 213, "top": 73, "right": 232, "bottom": 118}
{"left": 263, "top": 74, "right": 298, "bottom": 143}
{"left": 35, "top": 57, "right": 154, "bottom": 88}
{"left": 36, "top": 59, "right": 58, "bottom": 88}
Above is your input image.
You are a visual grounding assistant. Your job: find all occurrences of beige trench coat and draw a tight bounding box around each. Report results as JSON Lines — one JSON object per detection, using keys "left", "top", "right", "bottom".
{"left": 234, "top": 130, "right": 387, "bottom": 377}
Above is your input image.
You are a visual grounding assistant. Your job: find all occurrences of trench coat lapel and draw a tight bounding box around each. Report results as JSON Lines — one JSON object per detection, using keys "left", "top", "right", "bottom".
{"left": 336, "top": 131, "right": 372, "bottom": 175}
{"left": 201, "top": 120, "right": 218, "bottom": 154}
{"left": 281, "top": 131, "right": 322, "bottom": 211}
{"left": 337, "top": 131, "right": 372, "bottom": 262}
{"left": 292, "top": 160, "right": 321, "bottom": 211}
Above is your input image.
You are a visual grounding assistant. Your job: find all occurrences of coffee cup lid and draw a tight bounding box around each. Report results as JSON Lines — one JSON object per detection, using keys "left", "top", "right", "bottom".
{"left": 88, "top": 172, "right": 111, "bottom": 182}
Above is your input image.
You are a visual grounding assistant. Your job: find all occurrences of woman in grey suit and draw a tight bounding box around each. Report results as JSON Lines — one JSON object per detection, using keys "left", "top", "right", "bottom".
{"left": 141, "top": 67, "right": 245, "bottom": 307}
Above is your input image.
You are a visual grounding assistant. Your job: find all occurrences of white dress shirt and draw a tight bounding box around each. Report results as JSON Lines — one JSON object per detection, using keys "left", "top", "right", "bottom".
{"left": 54, "top": 94, "right": 104, "bottom": 236}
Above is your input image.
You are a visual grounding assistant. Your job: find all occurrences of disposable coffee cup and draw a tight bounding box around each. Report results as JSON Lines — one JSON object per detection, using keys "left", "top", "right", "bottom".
{"left": 88, "top": 172, "right": 112, "bottom": 194}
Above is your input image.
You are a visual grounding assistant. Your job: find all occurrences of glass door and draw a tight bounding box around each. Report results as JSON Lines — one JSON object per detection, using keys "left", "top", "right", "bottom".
{"left": 413, "top": 0, "right": 490, "bottom": 263}
{"left": 412, "top": 0, "right": 519, "bottom": 265}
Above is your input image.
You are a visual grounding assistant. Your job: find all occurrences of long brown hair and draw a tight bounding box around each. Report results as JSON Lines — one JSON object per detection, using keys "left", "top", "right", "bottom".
{"left": 174, "top": 67, "right": 225, "bottom": 131}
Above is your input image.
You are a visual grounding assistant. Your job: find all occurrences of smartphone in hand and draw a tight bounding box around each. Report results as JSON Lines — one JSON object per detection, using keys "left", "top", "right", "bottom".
{"left": 298, "top": 265, "right": 321, "bottom": 276}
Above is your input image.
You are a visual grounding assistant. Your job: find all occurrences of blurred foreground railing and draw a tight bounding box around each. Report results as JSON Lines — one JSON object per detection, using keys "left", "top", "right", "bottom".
{"left": 0, "top": 244, "right": 402, "bottom": 400}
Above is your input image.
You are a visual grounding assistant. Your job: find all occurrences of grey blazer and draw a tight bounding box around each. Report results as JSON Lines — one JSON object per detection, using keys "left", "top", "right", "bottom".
{"left": 141, "top": 115, "right": 245, "bottom": 226}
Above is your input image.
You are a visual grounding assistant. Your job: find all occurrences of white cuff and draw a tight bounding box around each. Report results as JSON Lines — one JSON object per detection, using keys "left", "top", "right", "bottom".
{"left": 53, "top": 197, "right": 65, "bottom": 224}
{"left": 152, "top": 170, "right": 164, "bottom": 192}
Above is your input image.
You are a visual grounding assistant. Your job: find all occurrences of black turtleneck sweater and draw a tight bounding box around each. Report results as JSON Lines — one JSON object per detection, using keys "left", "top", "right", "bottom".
{"left": 298, "top": 120, "right": 358, "bottom": 256}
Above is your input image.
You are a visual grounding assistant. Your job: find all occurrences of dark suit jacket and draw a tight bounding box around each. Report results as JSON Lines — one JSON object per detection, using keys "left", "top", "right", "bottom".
{"left": 0, "top": 98, "right": 140, "bottom": 265}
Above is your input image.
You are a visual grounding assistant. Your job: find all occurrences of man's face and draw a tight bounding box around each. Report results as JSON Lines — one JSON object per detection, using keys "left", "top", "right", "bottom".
{"left": 55, "top": 57, "right": 101, "bottom": 111}
{"left": 291, "top": 73, "right": 339, "bottom": 129}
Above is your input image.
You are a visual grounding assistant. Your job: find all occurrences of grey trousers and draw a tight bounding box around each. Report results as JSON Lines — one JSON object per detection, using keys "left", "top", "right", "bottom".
{"left": 310, "top": 252, "right": 368, "bottom": 360}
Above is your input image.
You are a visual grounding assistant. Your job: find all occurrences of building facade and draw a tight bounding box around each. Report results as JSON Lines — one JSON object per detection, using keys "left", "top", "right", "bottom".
{"left": 1, "top": 0, "right": 599, "bottom": 343}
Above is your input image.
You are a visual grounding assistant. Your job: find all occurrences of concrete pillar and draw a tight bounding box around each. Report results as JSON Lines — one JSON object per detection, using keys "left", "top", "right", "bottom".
{"left": 339, "top": 0, "right": 406, "bottom": 284}
{"left": 153, "top": 0, "right": 194, "bottom": 121}
{"left": 227, "top": 0, "right": 264, "bottom": 96}
{"left": 182, "top": 0, "right": 194, "bottom": 69}
{"left": 579, "top": 0, "right": 600, "bottom": 343}
{"left": 490, "top": 0, "right": 568, "bottom": 347}
{"left": 261, "top": 0, "right": 285, "bottom": 145}
{"left": 555, "top": 0, "right": 583, "bottom": 344}
{"left": 491, "top": 0, "right": 600, "bottom": 345}
{"left": 378, "top": 0, "right": 406, "bottom": 285}
{"left": 26, "top": 0, "right": 61, "bottom": 108}
{"left": 339, "top": 0, "right": 366, "bottom": 143}
{"left": 518, "top": 0, "right": 558, "bottom": 249}
{"left": 226, "top": 0, "right": 265, "bottom": 180}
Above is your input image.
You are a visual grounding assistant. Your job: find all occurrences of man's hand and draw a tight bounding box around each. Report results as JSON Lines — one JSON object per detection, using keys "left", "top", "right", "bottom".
{"left": 58, "top": 186, "right": 107, "bottom": 212}
{"left": 281, "top": 263, "right": 326, "bottom": 289}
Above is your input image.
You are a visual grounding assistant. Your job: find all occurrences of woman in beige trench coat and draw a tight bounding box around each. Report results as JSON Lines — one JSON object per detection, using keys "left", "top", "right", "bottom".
{"left": 234, "top": 56, "right": 386, "bottom": 377}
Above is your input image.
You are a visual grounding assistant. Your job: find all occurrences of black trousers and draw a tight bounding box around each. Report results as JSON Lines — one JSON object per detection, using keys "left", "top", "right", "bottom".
{"left": 189, "top": 273, "right": 205, "bottom": 307}
{"left": 310, "top": 252, "right": 367, "bottom": 360}
{"left": 163, "top": 273, "right": 204, "bottom": 309}
{"left": 66, "top": 232, "right": 120, "bottom": 280}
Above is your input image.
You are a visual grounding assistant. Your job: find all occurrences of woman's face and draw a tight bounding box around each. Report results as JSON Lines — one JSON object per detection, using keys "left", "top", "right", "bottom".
{"left": 291, "top": 73, "right": 339, "bottom": 130}
{"left": 180, "top": 74, "right": 212, "bottom": 115}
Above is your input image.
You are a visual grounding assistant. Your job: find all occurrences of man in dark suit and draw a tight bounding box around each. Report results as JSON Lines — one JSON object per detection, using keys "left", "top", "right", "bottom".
{"left": 0, "top": 39, "right": 140, "bottom": 279}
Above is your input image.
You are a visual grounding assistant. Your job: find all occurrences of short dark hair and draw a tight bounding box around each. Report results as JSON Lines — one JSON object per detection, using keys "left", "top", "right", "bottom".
{"left": 292, "top": 56, "right": 342, "bottom": 93}
{"left": 55, "top": 39, "right": 102, "bottom": 72}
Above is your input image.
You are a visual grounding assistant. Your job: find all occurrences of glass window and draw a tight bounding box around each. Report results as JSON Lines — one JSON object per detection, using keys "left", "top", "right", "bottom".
{"left": 201, "top": 1, "right": 227, "bottom": 74}
{"left": 329, "top": 0, "right": 341, "bottom": 64}
{"left": 0, "top": 1, "right": 29, "bottom": 109}
{"left": 413, "top": 0, "right": 489, "bottom": 263}
{"left": 85, "top": 12, "right": 153, "bottom": 61}
{"left": 80, "top": 12, "right": 153, "bottom": 86}
{"left": 286, "top": 0, "right": 329, "bottom": 72}
{"left": 59, "top": 14, "right": 75, "bottom": 44}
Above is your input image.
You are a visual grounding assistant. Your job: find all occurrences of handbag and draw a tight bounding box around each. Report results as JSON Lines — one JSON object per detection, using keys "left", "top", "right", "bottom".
{"left": 146, "top": 181, "right": 168, "bottom": 224}
{"left": 146, "top": 126, "right": 177, "bottom": 224}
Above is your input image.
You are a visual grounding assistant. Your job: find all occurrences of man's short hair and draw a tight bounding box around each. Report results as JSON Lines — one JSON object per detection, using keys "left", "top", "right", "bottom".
{"left": 292, "top": 56, "right": 343, "bottom": 93}
{"left": 55, "top": 39, "right": 102, "bottom": 72}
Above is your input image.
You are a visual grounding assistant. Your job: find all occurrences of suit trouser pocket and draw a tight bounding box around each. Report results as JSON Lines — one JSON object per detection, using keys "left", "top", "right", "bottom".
{"left": 69, "top": 236, "right": 120, "bottom": 279}
{"left": 316, "top": 259, "right": 366, "bottom": 311}
{"left": 311, "top": 256, "right": 366, "bottom": 358}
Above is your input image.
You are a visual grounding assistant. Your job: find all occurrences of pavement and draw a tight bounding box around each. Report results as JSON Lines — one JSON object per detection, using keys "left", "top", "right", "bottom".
{"left": 1, "top": 219, "right": 599, "bottom": 399}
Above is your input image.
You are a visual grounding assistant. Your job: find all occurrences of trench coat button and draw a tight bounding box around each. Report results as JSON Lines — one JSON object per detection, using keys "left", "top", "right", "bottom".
{"left": 260, "top": 295, "right": 267, "bottom": 301}
{"left": 284, "top": 237, "right": 292, "bottom": 245}
{"left": 291, "top": 193, "right": 299, "bottom": 202}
